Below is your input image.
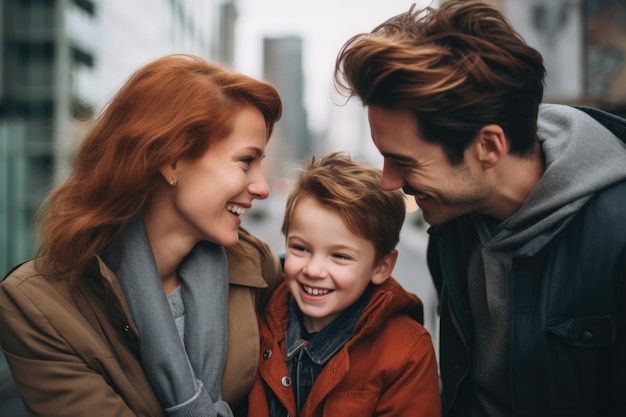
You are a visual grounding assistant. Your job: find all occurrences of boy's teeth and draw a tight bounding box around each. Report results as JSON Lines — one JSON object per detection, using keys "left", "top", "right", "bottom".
{"left": 227, "top": 205, "right": 246, "bottom": 215}
{"left": 303, "top": 285, "right": 329, "bottom": 296}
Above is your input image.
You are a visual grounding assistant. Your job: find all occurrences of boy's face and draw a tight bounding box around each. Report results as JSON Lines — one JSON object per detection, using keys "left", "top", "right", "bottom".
{"left": 284, "top": 196, "right": 395, "bottom": 333}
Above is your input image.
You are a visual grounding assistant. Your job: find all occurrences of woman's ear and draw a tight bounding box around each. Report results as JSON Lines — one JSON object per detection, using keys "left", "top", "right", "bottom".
{"left": 371, "top": 249, "right": 398, "bottom": 285}
{"left": 159, "top": 162, "right": 178, "bottom": 186}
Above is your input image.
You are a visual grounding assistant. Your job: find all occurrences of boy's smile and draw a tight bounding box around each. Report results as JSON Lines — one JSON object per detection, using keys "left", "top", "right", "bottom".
{"left": 283, "top": 195, "right": 393, "bottom": 333}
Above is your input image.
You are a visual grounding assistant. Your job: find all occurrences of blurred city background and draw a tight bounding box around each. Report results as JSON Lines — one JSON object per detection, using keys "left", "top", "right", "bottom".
{"left": 1, "top": 0, "right": 625, "bottom": 415}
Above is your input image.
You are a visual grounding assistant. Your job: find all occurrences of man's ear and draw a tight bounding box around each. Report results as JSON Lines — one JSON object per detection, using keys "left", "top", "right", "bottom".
{"left": 159, "top": 162, "right": 178, "bottom": 185}
{"left": 475, "top": 124, "right": 507, "bottom": 169}
{"left": 371, "top": 249, "right": 398, "bottom": 285}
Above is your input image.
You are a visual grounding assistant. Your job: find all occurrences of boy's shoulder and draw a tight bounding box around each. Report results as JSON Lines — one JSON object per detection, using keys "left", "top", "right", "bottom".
{"left": 354, "top": 278, "right": 427, "bottom": 341}
{"left": 350, "top": 288, "right": 434, "bottom": 367}
{"left": 368, "top": 278, "right": 424, "bottom": 322}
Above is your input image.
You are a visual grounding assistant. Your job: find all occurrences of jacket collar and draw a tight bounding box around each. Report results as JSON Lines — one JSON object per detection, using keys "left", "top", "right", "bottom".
{"left": 264, "top": 278, "right": 423, "bottom": 350}
{"left": 285, "top": 285, "right": 372, "bottom": 364}
{"left": 227, "top": 250, "right": 268, "bottom": 288}
{"left": 93, "top": 256, "right": 139, "bottom": 334}
{"left": 226, "top": 239, "right": 270, "bottom": 288}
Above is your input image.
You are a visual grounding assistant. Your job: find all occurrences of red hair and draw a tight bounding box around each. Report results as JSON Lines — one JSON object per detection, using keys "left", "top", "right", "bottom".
{"left": 36, "top": 54, "right": 282, "bottom": 279}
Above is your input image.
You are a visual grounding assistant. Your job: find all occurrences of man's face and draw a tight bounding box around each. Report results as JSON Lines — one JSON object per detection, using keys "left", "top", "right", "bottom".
{"left": 367, "top": 105, "right": 492, "bottom": 225}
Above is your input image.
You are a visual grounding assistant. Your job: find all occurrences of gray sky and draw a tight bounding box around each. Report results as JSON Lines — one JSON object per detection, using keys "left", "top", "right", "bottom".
{"left": 234, "top": 1, "right": 434, "bottom": 133}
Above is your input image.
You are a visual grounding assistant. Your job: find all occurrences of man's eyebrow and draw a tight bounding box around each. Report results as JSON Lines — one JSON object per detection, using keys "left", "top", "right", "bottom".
{"left": 382, "top": 152, "right": 417, "bottom": 165}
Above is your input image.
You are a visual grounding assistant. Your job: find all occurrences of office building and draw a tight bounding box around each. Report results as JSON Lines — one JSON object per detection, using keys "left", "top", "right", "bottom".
{"left": 0, "top": 0, "right": 230, "bottom": 276}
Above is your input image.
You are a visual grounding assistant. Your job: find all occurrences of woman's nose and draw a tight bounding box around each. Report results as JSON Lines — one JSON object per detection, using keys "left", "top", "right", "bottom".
{"left": 249, "top": 171, "right": 270, "bottom": 200}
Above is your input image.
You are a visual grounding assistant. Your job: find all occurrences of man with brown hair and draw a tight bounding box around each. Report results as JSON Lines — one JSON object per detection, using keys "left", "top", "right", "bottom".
{"left": 334, "top": 1, "right": 626, "bottom": 416}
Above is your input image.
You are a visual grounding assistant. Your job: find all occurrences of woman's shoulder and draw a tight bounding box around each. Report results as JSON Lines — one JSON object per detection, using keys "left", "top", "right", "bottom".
{"left": 0, "top": 259, "right": 68, "bottom": 325}
{"left": 226, "top": 227, "right": 284, "bottom": 310}
{"left": 2, "top": 258, "right": 44, "bottom": 289}
{"left": 0, "top": 257, "right": 103, "bottom": 309}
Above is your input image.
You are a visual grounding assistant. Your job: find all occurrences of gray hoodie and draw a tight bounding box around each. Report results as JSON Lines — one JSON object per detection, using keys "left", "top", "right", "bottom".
{"left": 468, "top": 104, "right": 626, "bottom": 417}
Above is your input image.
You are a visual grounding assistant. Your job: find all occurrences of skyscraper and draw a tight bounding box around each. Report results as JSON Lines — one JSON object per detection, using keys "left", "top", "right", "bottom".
{"left": 0, "top": 0, "right": 230, "bottom": 276}
{"left": 262, "top": 35, "right": 310, "bottom": 181}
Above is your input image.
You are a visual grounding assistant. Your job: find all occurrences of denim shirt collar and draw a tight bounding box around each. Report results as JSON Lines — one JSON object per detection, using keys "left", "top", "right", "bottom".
{"left": 285, "top": 284, "right": 373, "bottom": 365}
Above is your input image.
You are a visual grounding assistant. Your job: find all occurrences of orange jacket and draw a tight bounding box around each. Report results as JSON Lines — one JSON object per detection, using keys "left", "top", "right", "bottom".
{"left": 248, "top": 278, "right": 441, "bottom": 417}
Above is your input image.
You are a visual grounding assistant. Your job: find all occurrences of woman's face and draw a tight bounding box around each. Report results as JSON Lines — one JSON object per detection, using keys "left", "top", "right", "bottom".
{"left": 163, "top": 105, "right": 270, "bottom": 247}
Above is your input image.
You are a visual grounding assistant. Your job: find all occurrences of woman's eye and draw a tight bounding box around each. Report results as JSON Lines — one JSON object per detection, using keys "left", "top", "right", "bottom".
{"left": 241, "top": 157, "right": 255, "bottom": 166}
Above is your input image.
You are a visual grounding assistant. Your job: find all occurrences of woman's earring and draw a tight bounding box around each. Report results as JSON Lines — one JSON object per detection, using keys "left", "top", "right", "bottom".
{"left": 169, "top": 177, "right": 177, "bottom": 187}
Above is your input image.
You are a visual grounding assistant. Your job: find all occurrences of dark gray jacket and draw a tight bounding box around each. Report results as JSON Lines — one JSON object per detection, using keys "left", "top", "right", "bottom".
{"left": 428, "top": 106, "right": 626, "bottom": 416}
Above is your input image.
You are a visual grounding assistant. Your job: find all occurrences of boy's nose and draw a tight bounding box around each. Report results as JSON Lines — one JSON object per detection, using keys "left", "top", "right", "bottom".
{"left": 302, "top": 259, "right": 328, "bottom": 279}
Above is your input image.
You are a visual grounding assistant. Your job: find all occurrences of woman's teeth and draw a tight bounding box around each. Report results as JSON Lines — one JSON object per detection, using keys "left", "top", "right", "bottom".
{"left": 227, "top": 204, "right": 246, "bottom": 216}
{"left": 303, "top": 285, "right": 329, "bottom": 296}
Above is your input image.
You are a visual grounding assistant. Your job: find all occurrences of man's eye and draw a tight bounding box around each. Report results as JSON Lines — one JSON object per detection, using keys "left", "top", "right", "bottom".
{"left": 394, "top": 160, "right": 413, "bottom": 169}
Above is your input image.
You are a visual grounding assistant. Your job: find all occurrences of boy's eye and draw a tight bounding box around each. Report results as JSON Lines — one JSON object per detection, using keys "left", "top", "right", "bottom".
{"left": 289, "top": 244, "right": 308, "bottom": 253}
{"left": 333, "top": 253, "right": 352, "bottom": 261}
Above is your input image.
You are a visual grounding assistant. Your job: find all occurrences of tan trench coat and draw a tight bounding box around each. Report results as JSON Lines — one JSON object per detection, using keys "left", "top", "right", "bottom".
{"left": 0, "top": 228, "right": 283, "bottom": 417}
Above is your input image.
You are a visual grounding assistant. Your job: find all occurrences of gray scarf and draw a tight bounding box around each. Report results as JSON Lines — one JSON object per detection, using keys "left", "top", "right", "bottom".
{"left": 103, "top": 216, "right": 232, "bottom": 417}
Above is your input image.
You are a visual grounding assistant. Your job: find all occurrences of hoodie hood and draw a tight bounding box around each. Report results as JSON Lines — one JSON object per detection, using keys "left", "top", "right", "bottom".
{"left": 486, "top": 104, "right": 626, "bottom": 253}
{"left": 463, "top": 105, "right": 626, "bottom": 414}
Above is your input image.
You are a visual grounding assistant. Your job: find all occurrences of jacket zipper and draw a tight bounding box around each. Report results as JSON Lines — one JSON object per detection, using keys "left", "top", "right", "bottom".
{"left": 444, "top": 297, "right": 470, "bottom": 415}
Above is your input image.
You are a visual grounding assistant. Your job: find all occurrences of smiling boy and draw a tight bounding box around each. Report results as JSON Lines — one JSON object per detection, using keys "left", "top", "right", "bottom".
{"left": 246, "top": 152, "right": 440, "bottom": 417}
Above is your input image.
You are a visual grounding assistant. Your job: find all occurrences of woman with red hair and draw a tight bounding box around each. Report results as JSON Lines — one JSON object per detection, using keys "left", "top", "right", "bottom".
{"left": 0, "top": 54, "right": 283, "bottom": 417}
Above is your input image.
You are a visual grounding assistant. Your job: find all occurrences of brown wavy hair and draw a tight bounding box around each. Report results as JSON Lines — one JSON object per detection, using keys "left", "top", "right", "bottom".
{"left": 334, "top": 0, "right": 545, "bottom": 164}
{"left": 281, "top": 152, "right": 406, "bottom": 265}
{"left": 36, "top": 54, "right": 282, "bottom": 279}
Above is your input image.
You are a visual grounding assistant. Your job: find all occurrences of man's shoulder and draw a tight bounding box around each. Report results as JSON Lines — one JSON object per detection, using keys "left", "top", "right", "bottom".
{"left": 591, "top": 179, "right": 626, "bottom": 201}
{"left": 555, "top": 181, "right": 626, "bottom": 279}
{"left": 583, "top": 180, "right": 626, "bottom": 226}
{"left": 567, "top": 181, "right": 626, "bottom": 258}
{"left": 573, "top": 105, "right": 626, "bottom": 141}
